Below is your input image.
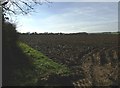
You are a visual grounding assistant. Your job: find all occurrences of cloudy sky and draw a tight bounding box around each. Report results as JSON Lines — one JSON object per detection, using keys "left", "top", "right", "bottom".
{"left": 15, "top": 2, "right": 118, "bottom": 33}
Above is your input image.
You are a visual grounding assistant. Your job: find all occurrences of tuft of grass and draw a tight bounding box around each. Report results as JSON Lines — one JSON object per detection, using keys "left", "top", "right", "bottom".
{"left": 18, "top": 41, "right": 70, "bottom": 77}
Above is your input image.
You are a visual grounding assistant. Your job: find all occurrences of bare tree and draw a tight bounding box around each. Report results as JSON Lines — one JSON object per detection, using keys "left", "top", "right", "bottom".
{"left": 1, "top": 0, "right": 52, "bottom": 21}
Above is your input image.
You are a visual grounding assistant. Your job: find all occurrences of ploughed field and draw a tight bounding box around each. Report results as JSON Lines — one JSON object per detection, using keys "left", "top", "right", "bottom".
{"left": 19, "top": 33, "right": 119, "bottom": 86}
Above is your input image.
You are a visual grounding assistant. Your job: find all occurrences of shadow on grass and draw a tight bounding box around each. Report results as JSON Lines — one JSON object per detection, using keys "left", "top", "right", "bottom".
{"left": 2, "top": 22, "right": 75, "bottom": 87}
{"left": 2, "top": 22, "right": 36, "bottom": 86}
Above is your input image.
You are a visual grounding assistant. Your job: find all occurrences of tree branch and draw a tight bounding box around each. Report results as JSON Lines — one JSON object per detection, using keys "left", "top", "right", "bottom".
{"left": 12, "top": 1, "right": 27, "bottom": 14}
{"left": 19, "top": 0, "right": 34, "bottom": 10}
{"left": 3, "top": 6, "right": 16, "bottom": 14}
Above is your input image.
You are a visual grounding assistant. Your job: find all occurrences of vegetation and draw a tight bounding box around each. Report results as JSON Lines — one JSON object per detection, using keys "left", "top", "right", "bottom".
{"left": 18, "top": 42, "right": 70, "bottom": 76}
{"left": 2, "top": 9, "right": 119, "bottom": 86}
{"left": 2, "top": 21, "right": 71, "bottom": 86}
{"left": 19, "top": 33, "right": 119, "bottom": 87}
{"left": 3, "top": 0, "right": 119, "bottom": 87}
{"left": 2, "top": 1, "right": 119, "bottom": 86}
{"left": 17, "top": 42, "right": 72, "bottom": 86}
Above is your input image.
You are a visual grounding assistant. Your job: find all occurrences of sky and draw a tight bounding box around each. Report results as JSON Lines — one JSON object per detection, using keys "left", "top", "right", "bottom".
{"left": 14, "top": 2, "right": 118, "bottom": 33}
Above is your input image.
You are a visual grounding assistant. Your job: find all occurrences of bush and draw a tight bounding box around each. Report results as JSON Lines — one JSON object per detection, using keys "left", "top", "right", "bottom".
{"left": 2, "top": 22, "right": 34, "bottom": 86}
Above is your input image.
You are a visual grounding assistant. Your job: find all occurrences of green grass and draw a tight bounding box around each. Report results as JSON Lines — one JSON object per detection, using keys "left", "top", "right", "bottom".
{"left": 18, "top": 42, "right": 70, "bottom": 77}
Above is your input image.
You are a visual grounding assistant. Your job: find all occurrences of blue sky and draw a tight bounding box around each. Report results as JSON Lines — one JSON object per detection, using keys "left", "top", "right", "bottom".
{"left": 15, "top": 2, "right": 118, "bottom": 33}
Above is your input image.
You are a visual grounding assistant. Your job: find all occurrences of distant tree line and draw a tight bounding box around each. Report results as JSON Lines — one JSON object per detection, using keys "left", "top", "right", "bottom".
{"left": 19, "top": 32, "right": 89, "bottom": 35}
{"left": 19, "top": 32, "right": 120, "bottom": 35}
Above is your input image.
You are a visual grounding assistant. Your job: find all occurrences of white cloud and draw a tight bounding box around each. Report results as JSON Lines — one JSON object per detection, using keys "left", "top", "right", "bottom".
{"left": 16, "top": 2, "right": 118, "bottom": 33}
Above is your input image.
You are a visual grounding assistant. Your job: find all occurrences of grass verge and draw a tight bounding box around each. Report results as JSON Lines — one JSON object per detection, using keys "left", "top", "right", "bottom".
{"left": 18, "top": 41, "right": 70, "bottom": 79}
